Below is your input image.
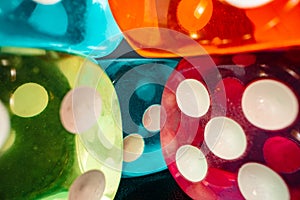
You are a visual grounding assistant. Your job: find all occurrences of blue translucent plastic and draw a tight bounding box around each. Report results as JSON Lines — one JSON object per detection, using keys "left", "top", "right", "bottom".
{"left": 101, "top": 58, "right": 179, "bottom": 177}
{"left": 0, "top": 0, "right": 122, "bottom": 57}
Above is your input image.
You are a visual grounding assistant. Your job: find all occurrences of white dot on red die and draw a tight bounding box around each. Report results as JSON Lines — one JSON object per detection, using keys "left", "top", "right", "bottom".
{"left": 238, "top": 162, "right": 290, "bottom": 200}
{"left": 69, "top": 170, "right": 106, "bottom": 200}
{"left": 176, "top": 145, "right": 208, "bottom": 182}
{"left": 60, "top": 87, "right": 102, "bottom": 134}
{"left": 204, "top": 116, "right": 247, "bottom": 160}
{"left": 242, "top": 79, "right": 298, "bottom": 131}
{"left": 176, "top": 79, "right": 210, "bottom": 118}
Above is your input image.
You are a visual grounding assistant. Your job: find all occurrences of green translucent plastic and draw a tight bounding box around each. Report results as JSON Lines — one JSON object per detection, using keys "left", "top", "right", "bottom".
{"left": 0, "top": 48, "right": 123, "bottom": 200}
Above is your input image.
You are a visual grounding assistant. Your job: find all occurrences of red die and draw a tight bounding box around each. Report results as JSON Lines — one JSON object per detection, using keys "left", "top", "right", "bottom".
{"left": 161, "top": 50, "right": 300, "bottom": 200}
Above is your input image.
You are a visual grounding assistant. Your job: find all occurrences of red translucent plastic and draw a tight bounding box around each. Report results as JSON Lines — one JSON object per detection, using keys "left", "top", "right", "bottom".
{"left": 160, "top": 50, "right": 300, "bottom": 199}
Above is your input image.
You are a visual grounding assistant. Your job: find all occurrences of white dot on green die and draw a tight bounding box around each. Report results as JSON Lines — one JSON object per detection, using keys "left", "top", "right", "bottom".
{"left": 0, "top": 100, "right": 10, "bottom": 149}
{"left": 60, "top": 86, "right": 102, "bottom": 134}
{"left": 69, "top": 170, "right": 106, "bottom": 200}
{"left": 10, "top": 82, "right": 49, "bottom": 118}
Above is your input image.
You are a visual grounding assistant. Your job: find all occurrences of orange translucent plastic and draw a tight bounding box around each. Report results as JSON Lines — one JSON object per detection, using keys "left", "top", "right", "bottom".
{"left": 109, "top": 0, "right": 300, "bottom": 57}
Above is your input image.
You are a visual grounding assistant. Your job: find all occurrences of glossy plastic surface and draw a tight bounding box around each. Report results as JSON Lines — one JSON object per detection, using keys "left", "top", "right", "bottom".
{"left": 0, "top": 47, "right": 123, "bottom": 199}
{"left": 160, "top": 49, "right": 300, "bottom": 200}
{"left": 109, "top": 0, "right": 300, "bottom": 57}
{"left": 101, "top": 58, "right": 178, "bottom": 177}
{"left": 0, "top": 0, "right": 122, "bottom": 57}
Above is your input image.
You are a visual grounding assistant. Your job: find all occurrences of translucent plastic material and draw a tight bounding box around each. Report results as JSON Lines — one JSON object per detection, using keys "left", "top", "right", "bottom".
{"left": 101, "top": 58, "right": 178, "bottom": 177}
{"left": 160, "top": 49, "right": 300, "bottom": 200}
{"left": 0, "top": 0, "right": 122, "bottom": 57}
{"left": 109, "top": 0, "right": 300, "bottom": 57}
{"left": 0, "top": 47, "right": 123, "bottom": 199}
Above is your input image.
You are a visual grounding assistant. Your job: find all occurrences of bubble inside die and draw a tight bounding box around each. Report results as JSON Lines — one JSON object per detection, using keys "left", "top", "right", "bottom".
{"left": 161, "top": 50, "right": 300, "bottom": 200}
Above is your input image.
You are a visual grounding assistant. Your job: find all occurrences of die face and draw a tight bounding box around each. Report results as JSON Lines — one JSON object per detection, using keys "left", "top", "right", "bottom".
{"left": 160, "top": 50, "right": 300, "bottom": 200}
{"left": 0, "top": 48, "right": 122, "bottom": 199}
{"left": 100, "top": 58, "right": 179, "bottom": 177}
{"left": 109, "top": 0, "right": 300, "bottom": 57}
{"left": 0, "top": 0, "right": 122, "bottom": 57}
{"left": 0, "top": 49, "right": 78, "bottom": 199}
